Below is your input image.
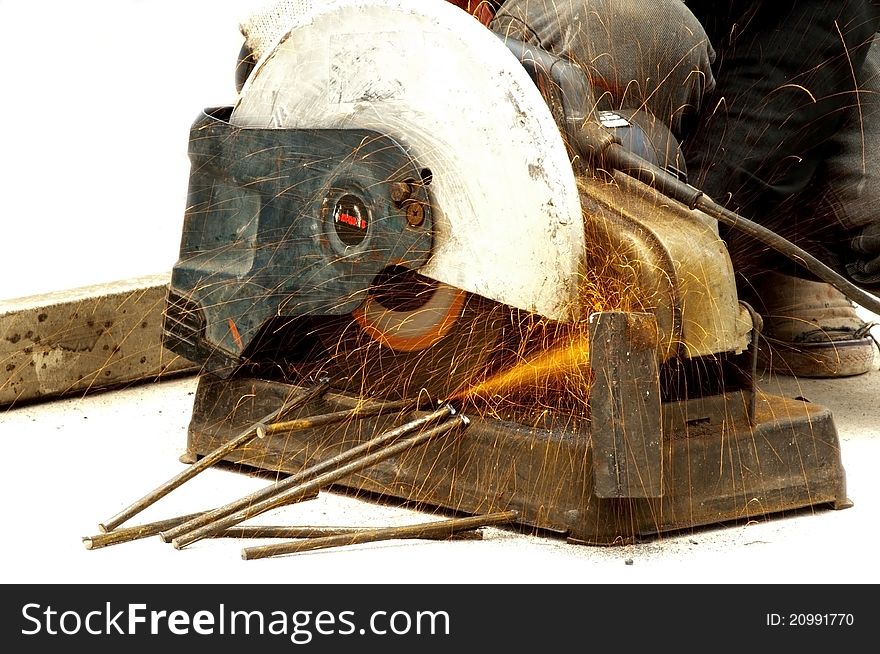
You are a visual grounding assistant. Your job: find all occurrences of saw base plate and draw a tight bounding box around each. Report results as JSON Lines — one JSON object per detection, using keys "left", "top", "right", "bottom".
{"left": 183, "top": 371, "right": 851, "bottom": 546}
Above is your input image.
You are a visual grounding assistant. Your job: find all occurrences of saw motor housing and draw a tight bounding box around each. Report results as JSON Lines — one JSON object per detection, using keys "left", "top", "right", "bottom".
{"left": 163, "top": 0, "right": 850, "bottom": 544}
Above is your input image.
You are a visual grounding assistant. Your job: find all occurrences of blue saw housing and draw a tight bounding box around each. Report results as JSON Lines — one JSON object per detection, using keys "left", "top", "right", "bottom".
{"left": 163, "top": 107, "right": 433, "bottom": 376}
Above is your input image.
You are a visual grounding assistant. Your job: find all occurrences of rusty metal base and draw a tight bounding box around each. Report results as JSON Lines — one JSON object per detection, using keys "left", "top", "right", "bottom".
{"left": 184, "top": 373, "right": 852, "bottom": 546}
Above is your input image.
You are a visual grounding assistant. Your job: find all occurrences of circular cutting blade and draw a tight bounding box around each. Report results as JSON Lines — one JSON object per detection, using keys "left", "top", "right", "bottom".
{"left": 316, "top": 267, "right": 510, "bottom": 402}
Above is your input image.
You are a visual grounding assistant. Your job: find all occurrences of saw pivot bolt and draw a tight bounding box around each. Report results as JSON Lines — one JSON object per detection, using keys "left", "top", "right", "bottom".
{"left": 390, "top": 181, "right": 413, "bottom": 206}
{"left": 390, "top": 180, "right": 426, "bottom": 227}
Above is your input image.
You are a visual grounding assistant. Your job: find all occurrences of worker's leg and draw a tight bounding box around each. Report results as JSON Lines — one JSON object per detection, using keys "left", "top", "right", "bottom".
{"left": 816, "top": 34, "right": 880, "bottom": 291}
{"left": 747, "top": 34, "right": 880, "bottom": 377}
{"left": 682, "top": 0, "right": 880, "bottom": 376}
{"left": 682, "top": 0, "right": 877, "bottom": 252}
{"left": 489, "top": 0, "right": 717, "bottom": 138}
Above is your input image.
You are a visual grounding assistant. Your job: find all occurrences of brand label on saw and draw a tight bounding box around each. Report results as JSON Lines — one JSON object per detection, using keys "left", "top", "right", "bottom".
{"left": 336, "top": 211, "right": 367, "bottom": 230}
{"left": 598, "top": 111, "right": 631, "bottom": 128}
{"left": 333, "top": 194, "right": 369, "bottom": 247}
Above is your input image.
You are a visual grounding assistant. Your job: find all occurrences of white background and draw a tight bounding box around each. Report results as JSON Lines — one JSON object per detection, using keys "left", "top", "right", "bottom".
{"left": 1, "top": 0, "right": 878, "bottom": 587}
{"left": 1, "top": 0, "right": 270, "bottom": 300}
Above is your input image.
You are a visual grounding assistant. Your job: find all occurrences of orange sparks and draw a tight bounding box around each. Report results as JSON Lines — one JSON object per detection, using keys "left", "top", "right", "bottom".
{"left": 452, "top": 332, "right": 592, "bottom": 401}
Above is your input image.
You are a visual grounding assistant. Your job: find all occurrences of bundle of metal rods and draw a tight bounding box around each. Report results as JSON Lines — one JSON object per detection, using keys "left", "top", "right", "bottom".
{"left": 85, "top": 378, "right": 520, "bottom": 558}
{"left": 96, "top": 377, "right": 335, "bottom": 533}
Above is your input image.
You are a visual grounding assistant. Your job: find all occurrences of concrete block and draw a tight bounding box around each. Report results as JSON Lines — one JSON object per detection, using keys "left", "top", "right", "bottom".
{"left": 0, "top": 274, "right": 198, "bottom": 407}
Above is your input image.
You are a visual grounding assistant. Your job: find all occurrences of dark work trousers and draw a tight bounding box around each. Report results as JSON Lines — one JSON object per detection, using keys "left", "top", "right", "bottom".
{"left": 788, "top": 32, "right": 880, "bottom": 291}
{"left": 681, "top": 1, "right": 880, "bottom": 292}
{"left": 491, "top": 0, "right": 880, "bottom": 294}
{"left": 490, "top": 0, "right": 718, "bottom": 138}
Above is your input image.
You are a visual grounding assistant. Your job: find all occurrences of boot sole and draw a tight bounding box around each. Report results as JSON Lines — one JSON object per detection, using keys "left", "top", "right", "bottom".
{"left": 757, "top": 336, "right": 877, "bottom": 378}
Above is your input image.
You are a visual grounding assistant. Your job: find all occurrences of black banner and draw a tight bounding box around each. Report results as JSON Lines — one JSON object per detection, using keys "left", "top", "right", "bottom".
{"left": 2, "top": 583, "right": 872, "bottom": 651}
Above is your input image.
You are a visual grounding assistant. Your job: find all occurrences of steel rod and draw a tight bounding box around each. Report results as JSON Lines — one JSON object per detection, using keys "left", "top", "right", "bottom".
{"left": 172, "top": 412, "right": 469, "bottom": 549}
{"left": 84, "top": 512, "right": 204, "bottom": 549}
{"left": 241, "top": 510, "right": 519, "bottom": 559}
{"left": 217, "top": 525, "right": 484, "bottom": 541}
{"left": 84, "top": 491, "right": 323, "bottom": 549}
{"left": 98, "top": 378, "right": 330, "bottom": 532}
{"left": 84, "top": 519, "right": 483, "bottom": 550}
{"left": 264, "top": 397, "right": 416, "bottom": 435}
{"left": 160, "top": 403, "right": 456, "bottom": 543}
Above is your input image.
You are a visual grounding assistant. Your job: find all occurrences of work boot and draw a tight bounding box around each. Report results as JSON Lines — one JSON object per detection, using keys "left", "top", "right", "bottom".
{"left": 747, "top": 271, "right": 877, "bottom": 378}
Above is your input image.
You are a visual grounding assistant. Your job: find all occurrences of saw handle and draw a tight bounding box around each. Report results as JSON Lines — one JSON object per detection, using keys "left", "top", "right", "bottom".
{"left": 586, "top": 128, "right": 880, "bottom": 317}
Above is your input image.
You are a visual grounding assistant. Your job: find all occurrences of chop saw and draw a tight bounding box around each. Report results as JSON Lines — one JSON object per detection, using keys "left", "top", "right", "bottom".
{"left": 161, "top": 0, "right": 852, "bottom": 545}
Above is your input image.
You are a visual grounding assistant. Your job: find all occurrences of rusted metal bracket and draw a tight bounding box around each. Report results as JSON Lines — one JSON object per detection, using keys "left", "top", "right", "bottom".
{"left": 588, "top": 311, "right": 663, "bottom": 498}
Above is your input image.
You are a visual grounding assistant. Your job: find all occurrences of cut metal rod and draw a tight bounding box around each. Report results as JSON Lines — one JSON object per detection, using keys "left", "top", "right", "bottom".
{"left": 98, "top": 377, "right": 331, "bottom": 533}
{"left": 217, "top": 525, "right": 484, "bottom": 541}
{"left": 84, "top": 522, "right": 481, "bottom": 549}
{"left": 172, "top": 411, "right": 469, "bottom": 550}
{"left": 83, "top": 491, "right": 322, "bottom": 549}
{"left": 263, "top": 397, "right": 416, "bottom": 435}
{"left": 160, "top": 402, "right": 456, "bottom": 543}
{"left": 241, "top": 510, "right": 520, "bottom": 560}
{"left": 83, "top": 512, "right": 205, "bottom": 550}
